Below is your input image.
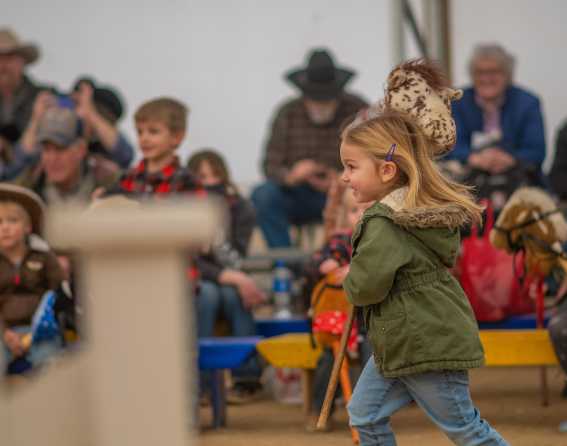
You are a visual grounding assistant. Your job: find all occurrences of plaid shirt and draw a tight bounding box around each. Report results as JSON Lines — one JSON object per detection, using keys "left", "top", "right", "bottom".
{"left": 262, "top": 93, "right": 367, "bottom": 182}
{"left": 116, "top": 156, "right": 207, "bottom": 199}
{"left": 311, "top": 231, "right": 353, "bottom": 270}
{"left": 111, "top": 156, "right": 207, "bottom": 284}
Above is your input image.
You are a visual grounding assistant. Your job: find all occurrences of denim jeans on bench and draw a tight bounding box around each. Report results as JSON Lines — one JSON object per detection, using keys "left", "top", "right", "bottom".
{"left": 196, "top": 280, "right": 261, "bottom": 384}
{"left": 251, "top": 180, "right": 327, "bottom": 248}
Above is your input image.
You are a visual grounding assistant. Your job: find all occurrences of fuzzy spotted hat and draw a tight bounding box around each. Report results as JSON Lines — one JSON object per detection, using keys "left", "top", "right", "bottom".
{"left": 384, "top": 59, "right": 463, "bottom": 156}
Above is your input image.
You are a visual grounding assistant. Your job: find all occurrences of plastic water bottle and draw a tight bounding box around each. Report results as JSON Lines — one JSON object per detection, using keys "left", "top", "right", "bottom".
{"left": 272, "top": 260, "right": 293, "bottom": 319}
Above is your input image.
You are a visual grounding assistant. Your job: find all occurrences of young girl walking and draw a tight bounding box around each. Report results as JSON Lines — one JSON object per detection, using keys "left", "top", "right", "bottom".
{"left": 341, "top": 60, "right": 508, "bottom": 445}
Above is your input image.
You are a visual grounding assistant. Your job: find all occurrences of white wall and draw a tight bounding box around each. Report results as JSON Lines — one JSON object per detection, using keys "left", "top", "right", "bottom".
{"left": 4, "top": 0, "right": 392, "bottom": 185}
{"left": 4, "top": 0, "right": 566, "bottom": 182}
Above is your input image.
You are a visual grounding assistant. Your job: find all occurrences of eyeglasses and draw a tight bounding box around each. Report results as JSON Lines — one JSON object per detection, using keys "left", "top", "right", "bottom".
{"left": 385, "top": 143, "right": 396, "bottom": 162}
{"left": 473, "top": 68, "right": 505, "bottom": 77}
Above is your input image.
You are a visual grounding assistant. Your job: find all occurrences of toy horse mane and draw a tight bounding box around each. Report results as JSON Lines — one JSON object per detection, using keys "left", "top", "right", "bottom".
{"left": 387, "top": 58, "right": 449, "bottom": 92}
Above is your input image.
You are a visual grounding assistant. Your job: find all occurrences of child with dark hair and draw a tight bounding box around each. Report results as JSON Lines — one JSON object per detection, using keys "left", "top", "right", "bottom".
{"left": 188, "top": 149, "right": 265, "bottom": 402}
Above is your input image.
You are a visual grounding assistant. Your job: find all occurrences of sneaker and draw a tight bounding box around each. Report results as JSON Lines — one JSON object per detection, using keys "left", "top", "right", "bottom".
{"left": 226, "top": 383, "right": 263, "bottom": 405}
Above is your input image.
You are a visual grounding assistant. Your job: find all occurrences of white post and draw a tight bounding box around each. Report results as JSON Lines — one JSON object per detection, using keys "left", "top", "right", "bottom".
{"left": 0, "top": 200, "right": 219, "bottom": 446}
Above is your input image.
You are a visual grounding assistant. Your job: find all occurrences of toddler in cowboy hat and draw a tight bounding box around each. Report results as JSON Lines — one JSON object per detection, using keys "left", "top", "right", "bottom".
{"left": 0, "top": 184, "right": 65, "bottom": 373}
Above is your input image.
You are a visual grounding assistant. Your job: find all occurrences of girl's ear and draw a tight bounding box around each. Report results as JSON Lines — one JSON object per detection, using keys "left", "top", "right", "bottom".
{"left": 380, "top": 161, "right": 398, "bottom": 183}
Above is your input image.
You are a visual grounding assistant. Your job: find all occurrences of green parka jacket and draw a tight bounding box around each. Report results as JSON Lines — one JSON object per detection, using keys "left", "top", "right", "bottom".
{"left": 344, "top": 188, "right": 484, "bottom": 378}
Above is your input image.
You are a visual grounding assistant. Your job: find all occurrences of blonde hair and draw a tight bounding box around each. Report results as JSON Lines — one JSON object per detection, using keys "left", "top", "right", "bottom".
{"left": 342, "top": 111, "right": 483, "bottom": 225}
{"left": 134, "top": 97, "right": 189, "bottom": 133}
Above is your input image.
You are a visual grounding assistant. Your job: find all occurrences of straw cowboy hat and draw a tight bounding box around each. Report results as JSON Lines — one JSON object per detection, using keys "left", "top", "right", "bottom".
{"left": 0, "top": 184, "right": 46, "bottom": 234}
{"left": 0, "top": 28, "right": 40, "bottom": 65}
{"left": 286, "top": 49, "right": 355, "bottom": 101}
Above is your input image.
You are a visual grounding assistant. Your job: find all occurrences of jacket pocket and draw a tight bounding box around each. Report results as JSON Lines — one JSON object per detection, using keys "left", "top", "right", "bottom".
{"left": 368, "top": 312, "right": 407, "bottom": 372}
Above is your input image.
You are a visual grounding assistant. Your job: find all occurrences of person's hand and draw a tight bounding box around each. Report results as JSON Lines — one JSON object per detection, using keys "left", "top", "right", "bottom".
{"left": 483, "top": 147, "right": 516, "bottom": 174}
{"left": 468, "top": 151, "right": 491, "bottom": 171}
{"left": 285, "top": 159, "right": 319, "bottom": 186}
{"left": 3, "top": 329, "right": 25, "bottom": 357}
{"left": 234, "top": 273, "right": 267, "bottom": 309}
{"left": 74, "top": 82, "right": 97, "bottom": 122}
{"left": 306, "top": 168, "right": 336, "bottom": 193}
{"left": 31, "top": 91, "right": 56, "bottom": 124}
{"left": 219, "top": 269, "right": 267, "bottom": 309}
{"left": 319, "top": 258, "right": 340, "bottom": 275}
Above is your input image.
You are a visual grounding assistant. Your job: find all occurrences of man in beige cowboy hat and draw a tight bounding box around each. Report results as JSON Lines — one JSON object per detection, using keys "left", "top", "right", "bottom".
{"left": 0, "top": 28, "right": 50, "bottom": 144}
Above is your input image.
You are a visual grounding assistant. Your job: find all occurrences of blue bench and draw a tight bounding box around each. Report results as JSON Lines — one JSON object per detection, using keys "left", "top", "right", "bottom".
{"left": 198, "top": 336, "right": 262, "bottom": 428}
{"left": 477, "top": 311, "right": 550, "bottom": 329}
{"left": 255, "top": 318, "right": 310, "bottom": 338}
{"left": 254, "top": 313, "right": 550, "bottom": 339}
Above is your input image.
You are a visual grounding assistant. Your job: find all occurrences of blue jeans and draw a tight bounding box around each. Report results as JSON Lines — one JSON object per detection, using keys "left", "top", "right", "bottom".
{"left": 251, "top": 180, "right": 327, "bottom": 247}
{"left": 196, "top": 281, "right": 261, "bottom": 382}
{"left": 348, "top": 358, "right": 508, "bottom": 446}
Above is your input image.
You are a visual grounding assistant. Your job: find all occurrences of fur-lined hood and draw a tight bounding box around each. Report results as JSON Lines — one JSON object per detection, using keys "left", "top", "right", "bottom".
{"left": 368, "top": 187, "right": 471, "bottom": 230}
{"left": 361, "top": 187, "right": 468, "bottom": 267}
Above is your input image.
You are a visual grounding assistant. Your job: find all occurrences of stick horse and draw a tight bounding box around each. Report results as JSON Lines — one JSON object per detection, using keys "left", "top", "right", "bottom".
{"left": 490, "top": 187, "right": 567, "bottom": 405}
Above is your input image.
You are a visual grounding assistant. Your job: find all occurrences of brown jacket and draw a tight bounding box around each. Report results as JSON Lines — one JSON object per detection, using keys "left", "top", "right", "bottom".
{"left": 0, "top": 235, "right": 65, "bottom": 328}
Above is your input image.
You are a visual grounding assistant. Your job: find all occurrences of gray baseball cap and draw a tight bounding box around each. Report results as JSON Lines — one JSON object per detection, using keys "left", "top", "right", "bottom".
{"left": 37, "top": 107, "right": 82, "bottom": 147}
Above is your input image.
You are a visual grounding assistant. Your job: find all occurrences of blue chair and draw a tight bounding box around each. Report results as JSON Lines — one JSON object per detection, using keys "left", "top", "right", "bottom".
{"left": 198, "top": 336, "right": 262, "bottom": 428}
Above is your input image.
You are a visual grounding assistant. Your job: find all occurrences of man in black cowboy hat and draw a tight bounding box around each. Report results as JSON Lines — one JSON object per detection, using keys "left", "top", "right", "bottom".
{"left": 252, "top": 48, "right": 367, "bottom": 248}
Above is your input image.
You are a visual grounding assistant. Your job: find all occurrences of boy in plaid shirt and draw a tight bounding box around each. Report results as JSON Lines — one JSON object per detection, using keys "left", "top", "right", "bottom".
{"left": 106, "top": 97, "right": 206, "bottom": 283}
{"left": 109, "top": 97, "right": 205, "bottom": 199}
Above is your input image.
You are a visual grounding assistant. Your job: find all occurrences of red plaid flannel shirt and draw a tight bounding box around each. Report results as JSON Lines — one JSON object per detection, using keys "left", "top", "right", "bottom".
{"left": 118, "top": 157, "right": 207, "bottom": 199}
{"left": 115, "top": 156, "right": 207, "bottom": 285}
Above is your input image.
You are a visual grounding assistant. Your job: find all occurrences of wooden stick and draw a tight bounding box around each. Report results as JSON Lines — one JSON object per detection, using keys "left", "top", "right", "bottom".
{"left": 316, "top": 305, "right": 356, "bottom": 430}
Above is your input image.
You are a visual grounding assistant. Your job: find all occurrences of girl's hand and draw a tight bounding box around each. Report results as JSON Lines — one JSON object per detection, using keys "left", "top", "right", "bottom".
{"left": 319, "top": 258, "right": 340, "bottom": 275}
{"left": 3, "top": 329, "right": 25, "bottom": 357}
{"left": 332, "top": 265, "right": 350, "bottom": 284}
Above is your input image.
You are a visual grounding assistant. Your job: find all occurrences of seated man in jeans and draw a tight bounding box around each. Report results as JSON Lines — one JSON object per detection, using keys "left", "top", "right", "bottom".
{"left": 252, "top": 48, "right": 366, "bottom": 247}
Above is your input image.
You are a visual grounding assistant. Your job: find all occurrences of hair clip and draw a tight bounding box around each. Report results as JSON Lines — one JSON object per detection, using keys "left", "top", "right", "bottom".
{"left": 385, "top": 143, "right": 397, "bottom": 161}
